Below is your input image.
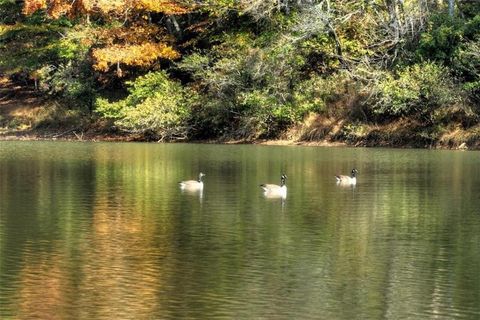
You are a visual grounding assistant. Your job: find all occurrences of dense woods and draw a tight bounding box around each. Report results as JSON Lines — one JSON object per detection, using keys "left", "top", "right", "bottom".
{"left": 1, "top": 0, "right": 479, "bottom": 147}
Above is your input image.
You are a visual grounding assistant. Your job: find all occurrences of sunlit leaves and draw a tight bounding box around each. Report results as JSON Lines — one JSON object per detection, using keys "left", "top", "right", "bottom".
{"left": 22, "top": 0, "right": 46, "bottom": 16}
{"left": 371, "top": 62, "right": 460, "bottom": 117}
{"left": 138, "top": 0, "right": 189, "bottom": 14}
{"left": 92, "top": 43, "right": 180, "bottom": 72}
{"left": 96, "top": 71, "right": 196, "bottom": 140}
{"left": 21, "top": 0, "right": 188, "bottom": 75}
{"left": 22, "top": 0, "right": 190, "bottom": 18}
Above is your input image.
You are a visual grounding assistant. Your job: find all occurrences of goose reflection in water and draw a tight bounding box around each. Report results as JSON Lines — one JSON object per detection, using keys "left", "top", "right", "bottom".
{"left": 180, "top": 187, "right": 204, "bottom": 203}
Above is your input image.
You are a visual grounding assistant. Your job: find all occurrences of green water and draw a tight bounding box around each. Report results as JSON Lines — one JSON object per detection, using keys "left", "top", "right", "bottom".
{"left": 1, "top": 141, "right": 479, "bottom": 319}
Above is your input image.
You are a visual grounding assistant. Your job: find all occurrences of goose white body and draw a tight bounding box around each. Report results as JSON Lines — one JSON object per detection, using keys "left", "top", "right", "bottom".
{"left": 260, "top": 174, "right": 287, "bottom": 198}
{"left": 179, "top": 180, "right": 204, "bottom": 190}
{"left": 335, "top": 169, "right": 358, "bottom": 185}
{"left": 261, "top": 184, "right": 287, "bottom": 198}
{"left": 179, "top": 173, "right": 205, "bottom": 191}
{"left": 335, "top": 176, "right": 356, "bottom": 185}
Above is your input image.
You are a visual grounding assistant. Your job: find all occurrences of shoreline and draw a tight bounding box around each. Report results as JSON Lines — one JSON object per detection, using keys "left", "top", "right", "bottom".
{"left": 1, "top": 78, "right": 477, "bottom": 151}
{"left": 0, "top": 130, "right": 475, "bottom": 151}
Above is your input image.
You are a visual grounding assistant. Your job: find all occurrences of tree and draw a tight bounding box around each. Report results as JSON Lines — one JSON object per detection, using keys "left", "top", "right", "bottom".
{"left": 22, "top": 0, "right": 190, "bottom": 76}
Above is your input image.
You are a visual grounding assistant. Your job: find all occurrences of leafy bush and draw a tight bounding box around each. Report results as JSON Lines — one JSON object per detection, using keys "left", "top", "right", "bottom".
{"left": 416, "top": 15, "right": 463, "bottom": 63}
{"left": 39, "top": 61, "right": 95, "bottom": 110}
{"left": 235, "top": 89, "right": 292, "bottom": 139}
{"left": 454, "top": 39, "right": 480, "bottom": 104}
{"left": 463, "top": 15, "right": 480, "bottom": 40}
{"left": 178, "top": 30, "right": 310, "bottom": 139}
{"left": 371, "top": 62, "right": 460, "bottom": 119}
{"left": 293, "top": 73, "right": 352, "bottom": 117}
{"left": 96, "top": 71, "right": 197, "bottom": 141}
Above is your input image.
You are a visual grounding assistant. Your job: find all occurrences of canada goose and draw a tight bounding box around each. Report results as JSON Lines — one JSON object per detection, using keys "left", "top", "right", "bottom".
{"left": 179, "top": 172, "right": 205, "bottom": 190}
{"left": 260, "top": 174, "right": 287, "bottom": 198}
{"left": 335, "top": 169, "right": 358, "bottom": 185}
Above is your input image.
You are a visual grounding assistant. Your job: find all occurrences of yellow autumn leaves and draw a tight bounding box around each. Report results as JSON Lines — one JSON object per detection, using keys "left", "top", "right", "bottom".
{"left": 22, "top": 0, "right": 188, "bottom": 74}
{"left": 92, "top": 43, "right": 180, "bottom": 72}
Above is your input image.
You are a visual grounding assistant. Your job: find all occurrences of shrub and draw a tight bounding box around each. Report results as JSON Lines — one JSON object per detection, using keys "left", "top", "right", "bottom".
{"left": 236, "top": 89, "right": 292, "bottom": 139}
{"left": 38, "top": 61, "right": 95, "bottom": 110}
{"left": 293, "top": 73, "right": 351, "bottom": 117}
{"left": 96, "top": 71, "right": 196, "bottom": 141}
{"left": 416, "top": 15, "right": 463, "bottom": 64}
{"left": 454, "top": 39, "right": 480, "bottom": 105}
{"left": 370, "top": 62, "right": 460, "bottom": 120}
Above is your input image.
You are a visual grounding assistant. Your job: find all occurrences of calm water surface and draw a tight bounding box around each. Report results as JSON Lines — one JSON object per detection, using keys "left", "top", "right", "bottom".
{"left": 0, "top": 141, "right": 479, "bottom": 319}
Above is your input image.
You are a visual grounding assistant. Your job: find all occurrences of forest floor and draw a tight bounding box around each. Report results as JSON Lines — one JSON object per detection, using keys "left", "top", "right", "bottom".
{"left": 1, "top": 76, "right": 478, "bottom": 150}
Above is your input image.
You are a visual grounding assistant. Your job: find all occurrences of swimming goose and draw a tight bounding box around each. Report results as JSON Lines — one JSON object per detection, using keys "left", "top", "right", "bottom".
{"left": 260, "top": 174, "right": 287, "bottom": 198}
{"left": 335, "top": 169, "right": 358, "bottom": 185}
{"left": 179, "top": 172, "right": 205, "bottom": 190}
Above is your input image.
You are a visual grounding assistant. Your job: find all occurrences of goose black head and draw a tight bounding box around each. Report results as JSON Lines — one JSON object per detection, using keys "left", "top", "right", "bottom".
{"left": 351, "top": 169, "right": 358, "bottom": 177}
{"left": 281, "top": 174, "right": 287, "bottom": 186}
{"left": 198, "top": 172, "right": 206, "bottom": 181}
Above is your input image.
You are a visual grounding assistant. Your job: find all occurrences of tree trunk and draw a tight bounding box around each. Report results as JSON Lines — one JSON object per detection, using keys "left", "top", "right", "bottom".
{"left": 448, "top": 0, "right": 454, "bottom": 17}
{"left": 386, "top": 0, "right": 401, "bottom": 41}
{"left": 166, "top": 16, "right": 183, "bottom": 40}
{"left": 327, "top": 22, "right": 346, "bottom": 69}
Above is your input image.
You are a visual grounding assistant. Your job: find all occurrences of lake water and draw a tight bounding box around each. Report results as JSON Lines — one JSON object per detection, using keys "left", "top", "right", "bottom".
{"left": 0, "top": 141, "right": 479, "bottom": 319}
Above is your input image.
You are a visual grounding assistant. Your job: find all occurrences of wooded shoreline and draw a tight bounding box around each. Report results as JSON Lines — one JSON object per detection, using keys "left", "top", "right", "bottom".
{"left": 1, "top": 1, "right": 479, "bottom": 150}
{"left": 0, "top": 124, "right": 476, "bottom": 151}
{"left": 0, "top": 78, "right": 478, "bottom": 150}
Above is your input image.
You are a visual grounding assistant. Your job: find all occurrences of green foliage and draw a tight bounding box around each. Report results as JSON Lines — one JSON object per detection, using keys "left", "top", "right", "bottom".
{"left": 0, "top": 21, "right": 95, "bottom": 109}
{"left": 417, "top": 15, "right": 463, "bottom": 63}
{"left": 414, "top": 12, "right": 480, "bottom": 107}
{"left": 460, "top": 2, "right": 480, "bottom": 19}
{"left": 42, "top": 61, "right": 95, "bottom": 109}
{"left": 371, "top": 62, "right": 460, "bottom": 119}
{"left": 96, "top": 71, "right": 197, "bottom": 141}
{"left": 95, "top": 98, "right": 127, "bottom": 120}
{"left": 0, "top": 24, "right": 63, "bottom": 74}
{"left": 3, "top": 0, "right": 480, "bottom": 143}
{"left": 454, "top": 39, "right": 480, "bottom": 104}
{"left": 464, "top": 15, "right": 480, "bottom": 40}
{"left": 235, "top": 89, "right": 293, "bottom": 138}
{"left": 57, "top": 34, "right": 86, "bottom": 60}
{"left": 293, "top": 74, "right": 349, "bottom": 116}
{"left": 179, "top": 28, "right": 313, "bottom": 139}
{"left": 0, "top": 0, "right": 22, "bottom": 24}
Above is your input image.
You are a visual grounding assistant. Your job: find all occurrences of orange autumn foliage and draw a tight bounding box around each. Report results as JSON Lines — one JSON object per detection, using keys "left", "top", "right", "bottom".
{"left": 95, "top": 24, "right": 171, "bottom": 46}
{"left": 22, "top": 0, "right": 47, "bottom": 15}
{"left": 22, "top": 0, "right": 189, "bottom": 75}
{"left": 22, "top": 0, "right": 190, "bottom": 18}
{"left": 91, "top": 23, "right": 178, "bottom": 74}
